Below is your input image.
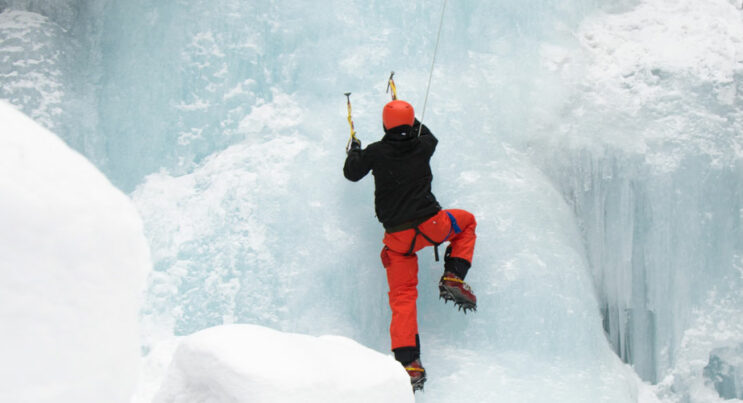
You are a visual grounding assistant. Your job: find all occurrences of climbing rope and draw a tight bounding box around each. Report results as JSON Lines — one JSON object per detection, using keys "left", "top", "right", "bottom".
{"left": 418, "top": 0, "right": 448, "bottom": 137}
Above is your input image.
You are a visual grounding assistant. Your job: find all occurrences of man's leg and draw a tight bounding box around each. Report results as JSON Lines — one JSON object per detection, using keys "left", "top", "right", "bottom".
{"left": 380, "top": 246, "right": 420, "bottom": 360}
{"left": 439, "top": 209, "right": 478, "bottom": 312}
{"left": 381, "top": 245, "right": 426, "bottom": 390}
{"left": 445, "top": 209, "right": 477, "bottom": 277}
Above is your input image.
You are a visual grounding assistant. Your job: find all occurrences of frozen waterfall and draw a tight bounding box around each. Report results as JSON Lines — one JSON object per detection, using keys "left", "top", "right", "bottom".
{"left": 2, "top": 0, "right": 742, "bottom": 402}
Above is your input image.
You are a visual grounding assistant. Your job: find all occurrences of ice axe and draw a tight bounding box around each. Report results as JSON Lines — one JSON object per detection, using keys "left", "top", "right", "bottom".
{"left": 386, "top": 71, "right": 398, "bottom": 101}
{"left": 344, "top": 92, "right": 359, "bottom": 152}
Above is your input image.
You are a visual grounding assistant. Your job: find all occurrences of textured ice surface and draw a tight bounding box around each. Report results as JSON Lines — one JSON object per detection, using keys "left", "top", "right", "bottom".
{"left": 0, "top": 101, "right": 150, "bottom": 402}
{"left": 132, "top": 112, "right": 639, "bottom": 402}
{"left": 0, "top": 3, "right": 105, "bottom": 165}
{"left": 0, "top": 10, "right": 66, "bottom": 129}
{"left": 703, "top": 344, "right": 743, "bottom": 400}
{"left": 154, "top": 324, "right": 414, "bottom": 403}
{"left": 2, "top": 0, "right": 743, "bottom": 402}
{"left": 530, "top": 0, "right": 743, "bottom": 395}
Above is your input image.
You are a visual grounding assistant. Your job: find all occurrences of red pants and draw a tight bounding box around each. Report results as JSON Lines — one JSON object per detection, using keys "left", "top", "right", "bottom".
{"left": 380, "top": 209, "right": 477, "bottom": 350}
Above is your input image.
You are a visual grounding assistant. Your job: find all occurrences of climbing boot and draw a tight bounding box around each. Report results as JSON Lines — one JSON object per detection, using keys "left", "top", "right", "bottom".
{"left": 440, "top": 246, "right": 477, "bottom": 313}
{"left": 439, "top": 271, "right": 477, "bottom": 313}
{"left": 404, "top": 359, "right": 426, "bottom": 392}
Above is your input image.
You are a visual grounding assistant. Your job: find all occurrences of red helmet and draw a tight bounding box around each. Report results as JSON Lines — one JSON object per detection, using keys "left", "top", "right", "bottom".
{"left": 383, "top": 100, "right": 415, "bottom": 129}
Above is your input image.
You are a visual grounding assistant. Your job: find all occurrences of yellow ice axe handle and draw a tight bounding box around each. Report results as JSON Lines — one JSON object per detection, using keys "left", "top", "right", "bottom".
{"left": 387, "top": 71, "right": 398, "bottom": 101}
{"left": 345, "top": 92, "right": 358, "bottom": 152}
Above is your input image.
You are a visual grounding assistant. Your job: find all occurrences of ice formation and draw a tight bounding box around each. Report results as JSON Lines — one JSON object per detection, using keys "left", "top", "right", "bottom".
{"left": 531, "top": 0, "right": 743, "bottom": 392}
{"left": 1, "top": 0, "right": 742, "bottom": 402}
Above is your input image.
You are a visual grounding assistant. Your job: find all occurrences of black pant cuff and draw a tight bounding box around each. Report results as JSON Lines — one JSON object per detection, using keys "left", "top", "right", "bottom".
{"left": 444, "top": 257, "right": 471, "bottom": 280}
{"left": 392, "top": 334, "right": 421, "bottom": 365}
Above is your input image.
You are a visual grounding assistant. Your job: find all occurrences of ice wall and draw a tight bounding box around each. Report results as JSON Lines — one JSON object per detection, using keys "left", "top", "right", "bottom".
{"left": 530, "top": 0, "right": 743, "bottom": 392}
{"left": 96, "top": 0, "right": 622, "bottom": 191}
{"left": 3, "top": 0, "right": 743, "bottom": 401}
{"left": 0, "top": 1, "right": 106, "bottom": 167}
{"left": 124, "top": 2, "right": 645, "bottom": 401}
{"left": 132, "top": 102, "right": 639, "bottom": 402}
{"left": 0, "top": 101, "right": 150, "bottom": 402}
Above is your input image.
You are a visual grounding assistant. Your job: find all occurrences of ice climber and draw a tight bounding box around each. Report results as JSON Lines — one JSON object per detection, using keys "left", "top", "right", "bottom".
{"left": 343, "top": 99, "right": 478, "bottom": 391}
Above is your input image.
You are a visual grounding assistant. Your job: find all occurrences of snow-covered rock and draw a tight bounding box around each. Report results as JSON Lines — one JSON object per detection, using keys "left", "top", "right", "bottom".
{"left": 0, "top": 101, "right": 150, "bottom": 402}
{"left": 154, "top": 324, "right": 414, "bottom": 403}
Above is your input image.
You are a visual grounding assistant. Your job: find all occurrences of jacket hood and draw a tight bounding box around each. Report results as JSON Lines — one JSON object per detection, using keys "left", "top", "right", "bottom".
{"left": 382, "top": 124, "right": 416, "bottom": 142}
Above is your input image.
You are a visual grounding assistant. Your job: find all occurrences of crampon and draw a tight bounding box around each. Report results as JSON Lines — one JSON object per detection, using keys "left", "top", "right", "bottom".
{"left": 439, "top": 271, "right": 477, "bottom": 313}
{"left": 404, "top": 359, "right": 426, "bottom": 392}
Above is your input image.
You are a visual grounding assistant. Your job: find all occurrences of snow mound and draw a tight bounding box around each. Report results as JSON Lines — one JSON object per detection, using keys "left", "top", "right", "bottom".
{"left": 154, "top": 324, "right": 414, "bottom": 403}
{"left": 0, "top": 101, "right": 150, "bottom": 402}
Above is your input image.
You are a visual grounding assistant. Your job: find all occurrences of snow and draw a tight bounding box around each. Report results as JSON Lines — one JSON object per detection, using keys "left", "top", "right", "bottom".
{"left": 0, "top": 101, "right": 151, "bottom": 402}
{"left": 153, "top": 324, "right": 413, "bottom": 403}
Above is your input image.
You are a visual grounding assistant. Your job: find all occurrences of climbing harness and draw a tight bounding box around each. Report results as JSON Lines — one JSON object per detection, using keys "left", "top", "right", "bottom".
{"left": 404, "top": 211, "right": 462, "bottom": 262}
{"left": 417, "top": 0, "right": 448, "bottom": 137}
{"left": 344, "top": 92, "right": 359, "bottom": 152}
{"left": 386, "top": 71, "right": 398, "bottom": 101}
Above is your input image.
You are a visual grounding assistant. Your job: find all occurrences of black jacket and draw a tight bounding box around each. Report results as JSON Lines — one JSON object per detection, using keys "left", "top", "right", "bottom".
{"left": 344, "top": 121, "right": 441, "bottom": 230}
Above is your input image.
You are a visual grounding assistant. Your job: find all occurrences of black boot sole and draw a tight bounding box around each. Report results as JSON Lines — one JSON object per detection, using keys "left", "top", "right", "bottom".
{"left": 439, "top": 285, "right": 477, "bottom": 313}
{"left": 411, "top": 376, "right": 426, "bottom": 392}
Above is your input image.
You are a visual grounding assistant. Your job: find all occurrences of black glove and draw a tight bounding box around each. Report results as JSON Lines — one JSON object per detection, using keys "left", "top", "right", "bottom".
{"left": 412, "top": 119, "right": 431, "bottom": 137}
{"left": 347, "top": 137, "right": 361, "bottom": 153}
